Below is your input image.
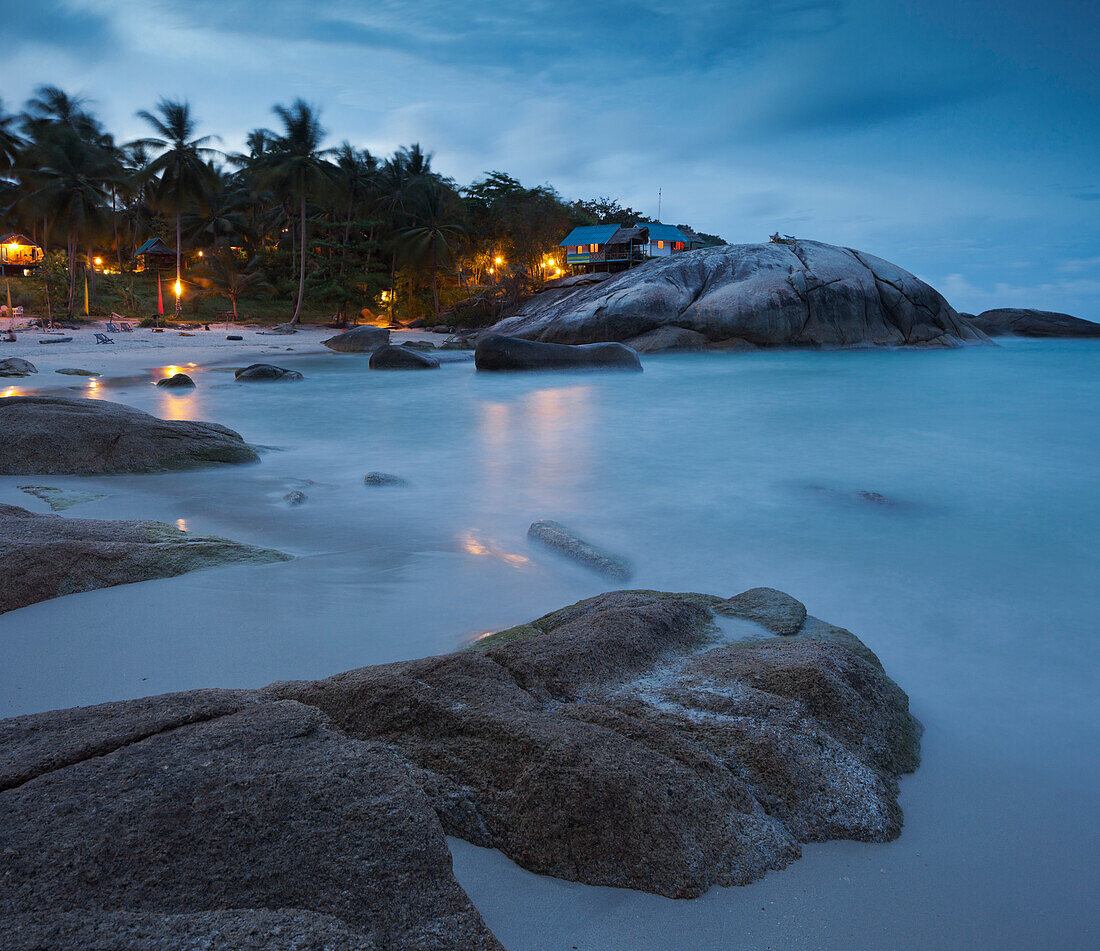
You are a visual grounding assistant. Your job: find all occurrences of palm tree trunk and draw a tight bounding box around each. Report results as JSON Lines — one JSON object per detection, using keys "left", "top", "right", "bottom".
{"left": 67, "top": 233, "right": 77, "bottom": 316}
{"left": 112, "top": 190, "right": 124, "bottom": 275}
{"left": 291, "top": 191, "right": 306, "bottom": 325}
{"left": 431, "top": 242, "right": 439, "bottom": 321}
{"left": 175, "top": 212, "right": 182, "bottom": 319}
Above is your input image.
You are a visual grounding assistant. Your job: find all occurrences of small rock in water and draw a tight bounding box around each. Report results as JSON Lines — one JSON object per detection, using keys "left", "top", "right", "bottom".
{"left": 156, "top": 373, "right": 196, "bottom": 388}
{"left": 19, "top": 485, "right": 108, "bottom": 512}
{"left": 234, "top": 364, "right": 303, "bottom": 382}
{"left": 858, "top": 491, "right": 897, "bottom": 505}
{"left": 527, "top": 519, "right": 633, "bottom": 580}
{"left": 0, "top": 358, "right": 37, "bottom": 377}
{"left": 363, "top": 471, "right": 408, "bottom": 487}
{"left": 283, "top": 490, "right": 307, "bottom": 506}
{"left": 226, "top": 335, "right": 243, "bottom": 340}
{"left": 55, "top": 368, "right": 99, "bottom": 377}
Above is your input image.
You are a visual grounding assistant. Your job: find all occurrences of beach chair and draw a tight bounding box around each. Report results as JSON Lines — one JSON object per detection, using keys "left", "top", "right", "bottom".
{"left": 105, "top": 321, "right": 120, "bottom": 333}
{"left": 111, "top": 314, "right": 134, "bottom": 332}
{"left": 95, "top": 333, "right": 114, "bottom": 345}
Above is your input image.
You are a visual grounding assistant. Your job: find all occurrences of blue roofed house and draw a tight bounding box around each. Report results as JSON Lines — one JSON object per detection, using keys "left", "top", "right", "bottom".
{"left": 558, "top": 223, "right": 704, "bottom": 274}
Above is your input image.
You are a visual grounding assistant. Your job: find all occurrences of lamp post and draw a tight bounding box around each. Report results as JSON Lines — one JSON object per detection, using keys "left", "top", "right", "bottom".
{"left": 174, "top": 278, "right": 182, "bottom": 320}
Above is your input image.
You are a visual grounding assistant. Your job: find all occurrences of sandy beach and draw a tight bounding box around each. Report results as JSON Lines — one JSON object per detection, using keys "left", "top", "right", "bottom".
{"left": 0, "top": 321, "right": 452, "bottom": 390}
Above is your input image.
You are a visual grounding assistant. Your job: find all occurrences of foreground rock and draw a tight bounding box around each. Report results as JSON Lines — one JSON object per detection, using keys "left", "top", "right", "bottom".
{"left": 0, "top": 588, "right": 918, "bottom": 947}
{"left": 475, "top": 333, "right": 643, "bottom": 371}
{"left": 54, "top": 368, "right": 98, "bottom": 377}
{"left": 0, "top": 504, "right": 291, "bottom": 614}
{"left": 323, "top": 326, "right": 391, "bottom": 352}
{"left": 0, "top": 396, "right": 258, "bottom": 474}
{"left": 369, "top": 345, "right": 441, "bottom": 369}
{"left": 490, "top": 239, "right": 986, "bottom": 348}
{"left": 528, "top": 519, "right": 634, "bottom": 580}
{"left": 964, "top": 308, "right": 1100, "bottom": 338}
{"left": 234, "top": 364, "right": 303, "bottom": 381}
{"left": 0, "top": 697, "right": 500, "bottom": 951}
{"left": 0, "top": 358, "right": 36, "bottom": 377}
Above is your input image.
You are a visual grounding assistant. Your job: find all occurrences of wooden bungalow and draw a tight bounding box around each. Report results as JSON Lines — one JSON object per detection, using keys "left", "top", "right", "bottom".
{"left": 0, "top": 234, "right": 44, "bottom": 276}
{"left": 133, "top": 237, "right": 176, "bottom": 272}
{"left": 558, "top": 225, "right": 649, "bottom": 274}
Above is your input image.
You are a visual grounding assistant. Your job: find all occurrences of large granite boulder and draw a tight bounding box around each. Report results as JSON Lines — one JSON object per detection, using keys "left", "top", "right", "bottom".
{"left": 0, "top": 396, "right": 258, "bottom": 474}
{"left": 491, "top": 240, "right": 986, "bottom": 348}
{"left": 273, "top": 588, "right": 920, "bottom": 898}
{"left": 0, "top": 587, "right": 919, "bottom": 946}
{"left": 0, "top": 504, "right": 291, "bottom": 614}
{"left": 475, "top": 334, "right": 642, "bottom": 371}
{"left": 369, "top": 345, "right": 440, "bottom": 369}
{"left": 0, "top": 697, "right": 501, "bottom": 951}
{"left": 323, "top": 326, "right": 391, "bottom": 352}
{"left": 965, "top": 308, "right": 1100, "bottom": 338}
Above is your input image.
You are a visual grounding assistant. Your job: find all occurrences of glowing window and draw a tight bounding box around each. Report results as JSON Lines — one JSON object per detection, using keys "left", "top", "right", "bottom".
{"left": 658, "top": 240, "right": 665, "bottom": 249}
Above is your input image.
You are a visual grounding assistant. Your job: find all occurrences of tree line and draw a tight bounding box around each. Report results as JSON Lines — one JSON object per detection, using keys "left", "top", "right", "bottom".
{"left": 0, "top": 87, "right": 720, "bottom": 325}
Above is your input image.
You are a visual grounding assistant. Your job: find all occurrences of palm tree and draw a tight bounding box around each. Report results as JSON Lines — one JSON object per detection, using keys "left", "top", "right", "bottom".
{"left": 396, "top": 179, "right": 463, "bottom": 321}
{"left": 184, "top": 165, "right": 249, "bottom": 250}
{"left": 331, "top": 142, "right": 378, "bottom": 274}
{"left": 23, "top": 126, "right": 124, "bottom": 313}
{"left": 135, "top": 100, "right": 219, "bottom": 315}
{"left": 196, "top": 250, "right": 268, "bottom": 326}
{"left": 0, "top": 98, "right": 23, "bottom": 173}
{"left": 263, "top": 100, "right": 331, "bottom": 326}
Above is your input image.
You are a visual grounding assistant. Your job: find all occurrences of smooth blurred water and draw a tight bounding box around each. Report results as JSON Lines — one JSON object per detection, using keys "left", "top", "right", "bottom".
{"left": 1, "top": 340, "right": 1096, "bottom": 949}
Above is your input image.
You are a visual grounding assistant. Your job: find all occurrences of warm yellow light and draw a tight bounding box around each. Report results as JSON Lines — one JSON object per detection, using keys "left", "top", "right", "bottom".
{"left": 174, "top": 280, "right": 182, "bottom": 297}
{"left": 487, "top": 268, "right": 493, "bottom": 274}
{"left": 94, "top": 257, "right": 102, "bottom": 266}
{"left": 197, "top": 250, "right": 203, "bottom": 257}
{"left": 495, "top": 256, "right": 503, "bottom": 265}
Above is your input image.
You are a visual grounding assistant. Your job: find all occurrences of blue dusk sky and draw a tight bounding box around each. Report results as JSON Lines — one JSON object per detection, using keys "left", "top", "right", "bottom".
{"left": 5, "top": 0, "right": 1099, "bottom": 317}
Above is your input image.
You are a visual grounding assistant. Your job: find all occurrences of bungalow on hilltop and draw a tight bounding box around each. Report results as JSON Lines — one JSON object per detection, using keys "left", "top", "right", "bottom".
{"left": 558, "top": 223, "right": 704, "bottom": 274}
{"left": 0, "top": 234, "right": 44, "bottom": 277}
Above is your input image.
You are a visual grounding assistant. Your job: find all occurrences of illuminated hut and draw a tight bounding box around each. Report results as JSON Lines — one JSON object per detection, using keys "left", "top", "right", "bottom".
{"left": 0, "top": 234, "right": 44, "bottom": 276}
{"left": 134, "top": 237, "right": 176, "bottom": 272}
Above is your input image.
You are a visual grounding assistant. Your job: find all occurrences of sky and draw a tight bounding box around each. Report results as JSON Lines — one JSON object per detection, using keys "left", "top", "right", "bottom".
{"left": 4, "top": 0, "right": 1099, "bottom": 317}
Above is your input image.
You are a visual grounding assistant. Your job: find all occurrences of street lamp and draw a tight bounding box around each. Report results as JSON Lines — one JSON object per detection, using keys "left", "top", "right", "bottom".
{"left": 174, "top": 279, "right": 182, "bottom": 320}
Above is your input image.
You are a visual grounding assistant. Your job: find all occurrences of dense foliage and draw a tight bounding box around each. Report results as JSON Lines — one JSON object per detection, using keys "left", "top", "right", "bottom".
{"left": 0, "top": 87, "right": 723, "bottom": 326}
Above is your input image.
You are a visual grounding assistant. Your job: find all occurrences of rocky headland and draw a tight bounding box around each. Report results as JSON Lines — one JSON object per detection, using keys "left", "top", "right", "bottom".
{"left": 489, "top": 240, "right": 987, "bottom": 349}
{"left": 962, "top": 308, "right": 1100, "bottom": 338}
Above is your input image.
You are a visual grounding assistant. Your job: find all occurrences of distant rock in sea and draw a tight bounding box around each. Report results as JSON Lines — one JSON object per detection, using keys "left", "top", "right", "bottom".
{"left": 0, "top": 587, "right": 919, "bottom": 949}
{"left": 963, "top": 308, "right": 1100, "bottom": 338}
{"left": 156, "top": 372, "right": 195, "bottom": 388}
{"left": 323, "top": 325, "right": 391, "bottom": 352}
{"left": 0, "top": 396, "right": 258, "bottom": 474}
{"left": 234, "top": 364, "right": 303, "bottom": 381}
{"left": 489, "top": 239, "right": 987, "bottom": 349}
{"left": 369, "top": 345, "right": 440, "bottom": 369}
